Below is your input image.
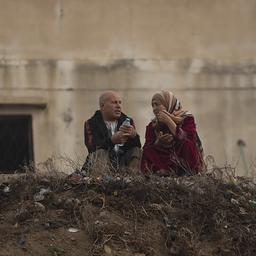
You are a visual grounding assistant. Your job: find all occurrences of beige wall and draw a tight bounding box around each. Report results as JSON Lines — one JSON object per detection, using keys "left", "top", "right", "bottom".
{"left": 1, "top": 0, "right": 256, "bottom": 175}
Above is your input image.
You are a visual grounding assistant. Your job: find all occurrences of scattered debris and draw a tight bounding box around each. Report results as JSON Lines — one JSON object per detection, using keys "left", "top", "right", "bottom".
{"left": 1, "top": 170, "right": 256, "bottom": 255}
{"left": 3, "top": 185, "right": 11, "bottom": 193}
{"left": 68, "top": 227, "right": 79, "bottom": 233}
{"left": 103, "top": 244, "right": 112, "bottom": 255}
{"left": 33, "top": 187, "right": 51, "bottom": 202}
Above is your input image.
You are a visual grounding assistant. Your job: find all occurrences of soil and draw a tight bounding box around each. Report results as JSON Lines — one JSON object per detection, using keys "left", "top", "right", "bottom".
{"left": 1, "top": 170, "right": 256, "bottom": 256}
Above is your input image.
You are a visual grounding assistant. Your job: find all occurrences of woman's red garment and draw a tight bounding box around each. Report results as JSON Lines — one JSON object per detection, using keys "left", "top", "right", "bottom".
{"left": 141, "top": 115, "right": 203, "bottom": 175}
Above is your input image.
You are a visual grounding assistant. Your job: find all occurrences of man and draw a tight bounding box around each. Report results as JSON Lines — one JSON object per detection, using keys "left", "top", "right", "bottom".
{"left": 83, "top": 91, "right": 141, "bottom": 173}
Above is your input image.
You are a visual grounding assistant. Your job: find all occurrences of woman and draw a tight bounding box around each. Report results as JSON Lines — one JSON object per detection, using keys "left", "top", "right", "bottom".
{"left": 141, "top": 90, "right": 203, "bottom": 176}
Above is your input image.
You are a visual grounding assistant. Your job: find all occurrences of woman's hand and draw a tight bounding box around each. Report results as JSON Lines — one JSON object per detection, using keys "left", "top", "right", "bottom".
{"left": 156, "top": 110, "right": 174, "bottom": 125}
{"left": 156, "top": 110, "right": 176, "bottom": 126}
{"left": 156, "top": 110, "right": 177, "bottom": 135}
{"left": 173, "top": 109, "right": 183, "bottom": 116}
{"left": 155, "top": 131, "right": 173, "bottom": 146}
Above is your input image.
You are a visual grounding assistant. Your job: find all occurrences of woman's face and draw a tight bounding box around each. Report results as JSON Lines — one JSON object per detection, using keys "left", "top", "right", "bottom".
{"left": 152, "top": 99, "right": 166, "bottom": 116}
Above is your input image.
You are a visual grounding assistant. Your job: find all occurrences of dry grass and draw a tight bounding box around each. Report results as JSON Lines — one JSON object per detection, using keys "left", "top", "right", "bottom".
{"left": 1, "top": 156, "right": 256, "bottom": 256}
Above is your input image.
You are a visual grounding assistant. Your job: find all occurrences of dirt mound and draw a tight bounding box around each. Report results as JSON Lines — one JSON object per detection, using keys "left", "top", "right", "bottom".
{"left": 1, "top": 170, "right": 256, "bottom": 256}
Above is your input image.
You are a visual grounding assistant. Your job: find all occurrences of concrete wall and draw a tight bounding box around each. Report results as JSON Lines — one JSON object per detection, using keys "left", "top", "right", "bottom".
{"left": 1, "top": 0, "right": 256, "bottom": 175}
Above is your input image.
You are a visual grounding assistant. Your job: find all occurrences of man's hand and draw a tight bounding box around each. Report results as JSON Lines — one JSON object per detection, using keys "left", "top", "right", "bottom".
{"left": 111, "top": 131, "right": 129, "bottom": 145}
{"left": 119, "top": 124, "right": 136, "bottom": 138}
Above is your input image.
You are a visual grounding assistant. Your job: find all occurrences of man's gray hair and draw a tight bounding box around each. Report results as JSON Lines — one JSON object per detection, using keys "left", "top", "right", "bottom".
{"left": 99, "top": 93, "right": 108, "bottom": 107}
{"left": 99, "top": 91, "right": 118, "bottom": 108}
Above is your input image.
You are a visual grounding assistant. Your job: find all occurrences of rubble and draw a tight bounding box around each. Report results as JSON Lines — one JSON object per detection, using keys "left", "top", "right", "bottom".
{"left": 0, "top": 171, "right": 256, "bottom": 255}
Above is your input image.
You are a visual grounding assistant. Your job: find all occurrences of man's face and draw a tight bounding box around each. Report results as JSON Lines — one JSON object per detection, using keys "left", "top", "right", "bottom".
{"left": 101, "top": 93, "right": 122, "bottom": 121}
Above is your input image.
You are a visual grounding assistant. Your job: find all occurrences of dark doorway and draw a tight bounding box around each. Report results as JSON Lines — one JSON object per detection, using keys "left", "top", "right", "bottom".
{"left": 0, "top": 115, "right": 34, "bottom": 173}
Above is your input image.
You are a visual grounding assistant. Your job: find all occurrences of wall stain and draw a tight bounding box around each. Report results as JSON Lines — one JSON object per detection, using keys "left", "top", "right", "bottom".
{"left": 62, "top": 108, "right": 73, "bottom": 127}
{"left": 1, "top": 58, "right": 256, "bottom": 90}
{"left": 75, "top": 59, "right": 135, "bottom": 73}
{"left": 201, "top": 62, "right": 256, "bottom": 75}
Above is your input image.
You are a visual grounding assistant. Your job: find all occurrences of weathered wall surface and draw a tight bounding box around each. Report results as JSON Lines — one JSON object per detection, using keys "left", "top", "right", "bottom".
{"left": 1, "top": 0, "right": 256, "bottom": 174}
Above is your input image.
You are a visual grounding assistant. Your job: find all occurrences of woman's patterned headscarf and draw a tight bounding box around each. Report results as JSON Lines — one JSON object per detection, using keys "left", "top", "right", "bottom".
{"left": 152, "top": 90, "right": 188, "bottom": 124}
{"left": 152, "top": 91, "right": 181, "bottom": 113}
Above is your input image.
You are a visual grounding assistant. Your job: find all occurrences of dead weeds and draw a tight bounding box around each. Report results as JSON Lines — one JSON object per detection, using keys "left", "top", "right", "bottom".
{"left": 1, "top": 168, "right": 256, "bottom": 256}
